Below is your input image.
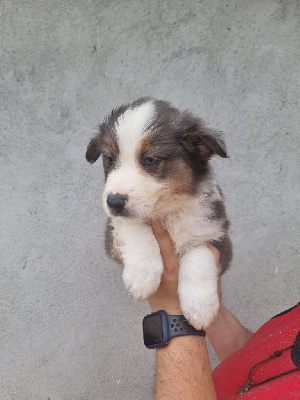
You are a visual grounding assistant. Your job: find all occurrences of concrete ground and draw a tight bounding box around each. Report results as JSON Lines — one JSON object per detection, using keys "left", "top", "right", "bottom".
{"left": 1, "top": 1, "right": 299, "bottom": 399}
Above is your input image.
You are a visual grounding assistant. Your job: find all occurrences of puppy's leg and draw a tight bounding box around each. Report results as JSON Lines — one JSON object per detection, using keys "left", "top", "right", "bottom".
{"left": 114, "top": 220, "right": 163, "bottom": 300}
{"left": 178, "top": 245, "right": 219, "bottom": 330}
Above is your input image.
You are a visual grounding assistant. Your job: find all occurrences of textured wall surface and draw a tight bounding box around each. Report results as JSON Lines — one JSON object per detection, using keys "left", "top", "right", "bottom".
{"left": 1, "top": 1, "right": 299, "bottom": 399}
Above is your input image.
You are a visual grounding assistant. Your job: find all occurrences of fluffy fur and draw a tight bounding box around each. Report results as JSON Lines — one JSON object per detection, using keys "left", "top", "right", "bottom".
{"left": 86, "top": 98, "right": 232, "bottom": 329}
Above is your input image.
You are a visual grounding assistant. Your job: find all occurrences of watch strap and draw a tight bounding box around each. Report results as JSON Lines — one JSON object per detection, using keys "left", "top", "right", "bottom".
{"left": 167, "top": 315, "right": 206, "bottom": 338}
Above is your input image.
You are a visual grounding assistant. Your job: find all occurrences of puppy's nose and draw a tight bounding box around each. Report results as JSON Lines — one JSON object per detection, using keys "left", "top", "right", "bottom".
{"left": 107, "top": 193, "right": 128, "bottom": 213}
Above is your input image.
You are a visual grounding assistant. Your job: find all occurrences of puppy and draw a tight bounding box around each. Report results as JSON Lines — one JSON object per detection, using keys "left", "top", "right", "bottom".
{"left": 86, "top": 98, "right": 232, "bottom": 329}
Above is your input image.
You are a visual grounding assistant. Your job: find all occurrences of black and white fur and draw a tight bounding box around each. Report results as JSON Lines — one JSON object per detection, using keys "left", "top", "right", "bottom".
{"left": 86, "top": 98, "right": 232, "bottom": 329}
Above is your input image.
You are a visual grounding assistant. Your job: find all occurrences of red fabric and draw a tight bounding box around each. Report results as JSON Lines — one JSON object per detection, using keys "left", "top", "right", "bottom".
{"left": 212, "top": 305, "right": 300, "bottom": 399}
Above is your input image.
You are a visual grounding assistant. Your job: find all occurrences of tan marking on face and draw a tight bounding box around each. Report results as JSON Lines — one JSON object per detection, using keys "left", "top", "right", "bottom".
{"left": 105, "top": 137, "right": 119, "bottom": 156}
{"left": 169, "top": 159, "right": 194, "bottom": 194}
{"left": 138, "top": 135, "right": 152, "bottom": 156}
{"left": 153, "top": 160, "right": 194, "bottom": 216}
{"left": 135, "top": 136, "right": 153, "bottom": 175}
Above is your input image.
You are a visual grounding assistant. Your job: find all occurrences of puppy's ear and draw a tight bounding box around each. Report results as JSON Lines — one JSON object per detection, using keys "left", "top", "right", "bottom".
{"left": 86, "top": 133, "right": 102, "bottom": 164}
{"left": 181, "top": 128, "right": 228, "bottom": 160}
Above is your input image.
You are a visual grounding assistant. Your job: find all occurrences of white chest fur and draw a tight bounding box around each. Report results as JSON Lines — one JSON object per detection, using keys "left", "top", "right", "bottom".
{"left": 165, "top": 194, "right": 224, "bottom": 256}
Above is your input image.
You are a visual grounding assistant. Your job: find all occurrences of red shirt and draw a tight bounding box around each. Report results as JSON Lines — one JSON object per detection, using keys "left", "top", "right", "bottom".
{"left": 213, "top": 303, "right": 300, "bottom": 399}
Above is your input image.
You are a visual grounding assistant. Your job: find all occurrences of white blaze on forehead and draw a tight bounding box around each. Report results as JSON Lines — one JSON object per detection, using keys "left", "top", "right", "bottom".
{"left": 115, "top": 101, "right": 155, "bottom": 163}
{"left": 103, "top": 100, "right": 160, "bottom": 215}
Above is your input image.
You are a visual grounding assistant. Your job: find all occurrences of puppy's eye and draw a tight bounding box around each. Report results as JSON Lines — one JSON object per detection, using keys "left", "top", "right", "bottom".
{"left": 143, "top": 156, "right": 159, "bottom": 167}
{"left": 103, "top": 154, "right": 115, "bottom": 165}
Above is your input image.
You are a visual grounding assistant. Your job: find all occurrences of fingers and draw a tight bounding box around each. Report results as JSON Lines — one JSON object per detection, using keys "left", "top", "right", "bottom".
{"left": 206, "top": 243, "right": 220, "bottom": 266}
{"left": 152, "top": 222, "right": 179, "bottom": 275}
{"left": 113, "top": 237, "right": 123, "bottom": 264}
{"left": 206, "top": 243, "right": 222, "bottom": 300}
{"left": 149, "top": 222, "right": 181, "bottom": 313}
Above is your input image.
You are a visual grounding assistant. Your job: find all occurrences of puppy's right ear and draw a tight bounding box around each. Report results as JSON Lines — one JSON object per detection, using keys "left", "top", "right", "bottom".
{"left": 86, "top": 134, "right": 102, "bottom": 164}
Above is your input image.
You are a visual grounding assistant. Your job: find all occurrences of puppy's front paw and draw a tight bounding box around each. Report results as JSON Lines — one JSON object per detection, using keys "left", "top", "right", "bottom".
{"left": 178, "top": 245, "right": 220, "bottom": 329}
{"left": 179, "top": 287, "right": 220, "bottom": 330}
{"left": 123, "top": 262, "right": 162, "bottom": 300}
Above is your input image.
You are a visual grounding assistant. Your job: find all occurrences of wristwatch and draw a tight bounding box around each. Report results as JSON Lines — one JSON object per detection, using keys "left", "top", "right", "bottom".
{"left": 143, "top": 310, "right": 206, "bottom": 349}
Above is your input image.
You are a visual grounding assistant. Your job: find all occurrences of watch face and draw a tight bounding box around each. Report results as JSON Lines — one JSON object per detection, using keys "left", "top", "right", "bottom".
{"left": 143, "top": 313, "right": 163, "bottom": 347}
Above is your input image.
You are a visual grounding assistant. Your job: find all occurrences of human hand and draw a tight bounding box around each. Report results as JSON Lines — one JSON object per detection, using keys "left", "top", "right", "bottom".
{"left": 147, "top": 222, "right": 182, "bottom": 315}
{"left": 113, "top": 222, "right": 221, "bottom": 316}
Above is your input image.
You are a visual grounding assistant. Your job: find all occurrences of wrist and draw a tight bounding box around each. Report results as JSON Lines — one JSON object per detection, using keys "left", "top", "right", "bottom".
{"left": 148, "top": 293, "right": 182, "bottom": 315}
{"left": 143, "top": 310, "right": 206, "bottom": 349}
{"left": 148, "top": 301, "right": 182, "bottom": 316}
{"left": 206, "top": 301, "right": 227, "bottom": 334}
{"left": 206, "top": 302, "right": 253, "bottom": 361}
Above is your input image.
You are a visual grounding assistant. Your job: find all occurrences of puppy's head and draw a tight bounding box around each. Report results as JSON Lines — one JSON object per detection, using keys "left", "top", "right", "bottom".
{"left": 86, "top": 98, "right": 228, "bottom": 221}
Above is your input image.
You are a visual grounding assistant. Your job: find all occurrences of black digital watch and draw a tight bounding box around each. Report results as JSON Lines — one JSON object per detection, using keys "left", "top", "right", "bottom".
{"left": 143, "top": 310, "right": 206, "bottom": 349}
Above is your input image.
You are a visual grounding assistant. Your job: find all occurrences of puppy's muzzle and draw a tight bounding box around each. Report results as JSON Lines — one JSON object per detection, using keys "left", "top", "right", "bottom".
{"left": 107, "top": 193, "right": 128, "bottom": 215}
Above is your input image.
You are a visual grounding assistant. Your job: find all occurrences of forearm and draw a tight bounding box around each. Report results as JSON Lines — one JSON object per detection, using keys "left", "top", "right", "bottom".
{"left": 206, "top": 302, "right": 253, "bottom": 361}
{"left": 155, "top": 336, "right": 216, "bottom": 400}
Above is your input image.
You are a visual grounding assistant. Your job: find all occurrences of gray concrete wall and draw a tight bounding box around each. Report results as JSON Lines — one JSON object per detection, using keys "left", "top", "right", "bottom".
{"left": 1, "top": 1, "right": 299, "bottom": 399}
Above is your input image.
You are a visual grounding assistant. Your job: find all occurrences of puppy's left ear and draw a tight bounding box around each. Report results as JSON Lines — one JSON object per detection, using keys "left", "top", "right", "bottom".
{"left": 181, "top": 128, "right": 228, "bottom": 160}
{"left": 86, "top": 133, "right": 102, "bottom": 164}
